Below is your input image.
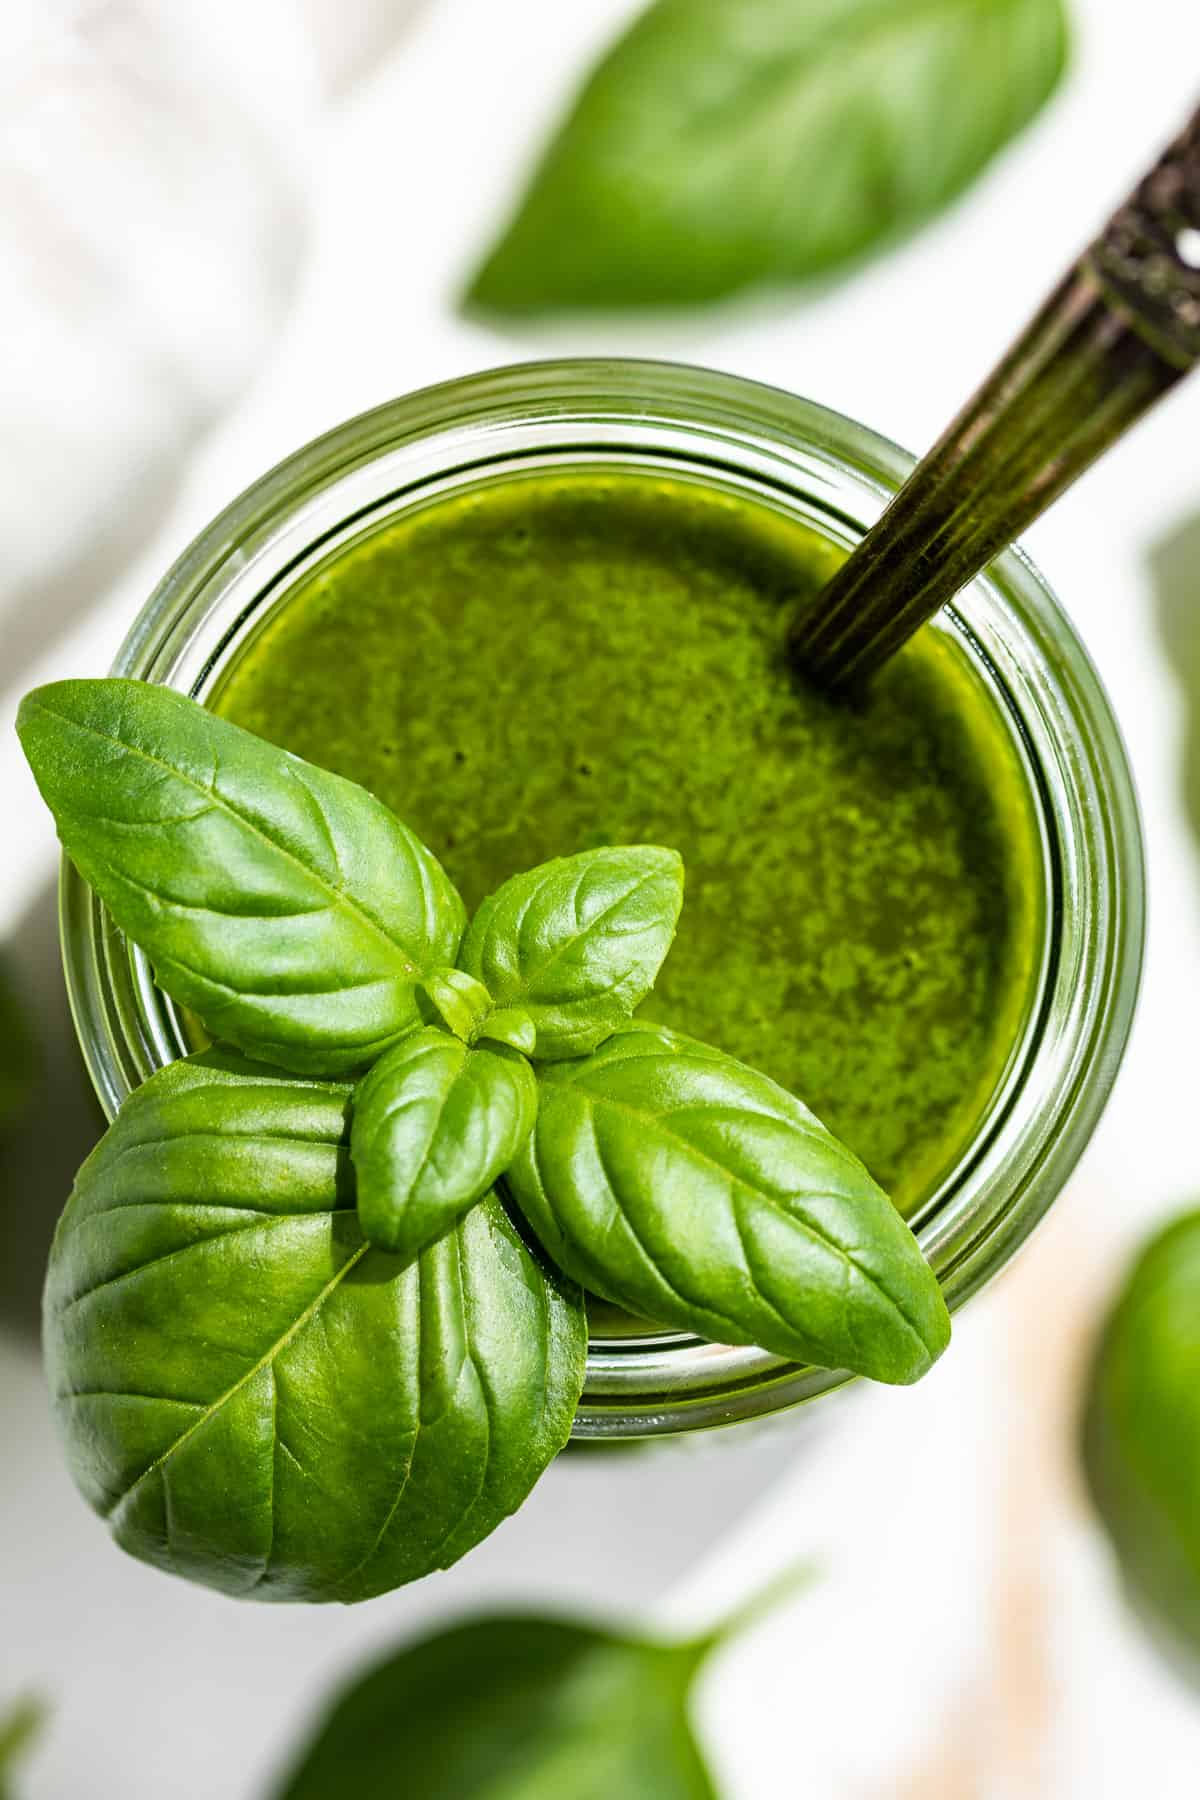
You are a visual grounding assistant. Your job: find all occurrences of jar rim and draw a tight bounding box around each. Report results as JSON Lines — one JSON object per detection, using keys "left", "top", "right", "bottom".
{"left": 59, "top": 357, "right": 1146, "bottom": 1434}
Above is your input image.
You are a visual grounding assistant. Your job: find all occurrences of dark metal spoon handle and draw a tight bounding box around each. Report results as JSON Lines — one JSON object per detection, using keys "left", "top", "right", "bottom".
{"left": 790, "top": 105, "right": 1200, "bottom": 690}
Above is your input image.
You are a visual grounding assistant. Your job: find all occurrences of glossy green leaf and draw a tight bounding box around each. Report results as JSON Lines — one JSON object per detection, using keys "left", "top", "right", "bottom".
{"left": 1082, "top": 1209, "right": 1200, "bottom": 1661}
{"left": 479, "top": 1006, "right": 538, "bottom": 1056}
{"left": 506, "top": 1023, "right": 949, "bottom": 1383}
{"left": 44, "top": 1052, "right": 586, "bottom": 1603}
{"left": 273, "top": 1614, "right": 717, "bottom": 1800}
{"left": 17, "top": 680, "right": 466, "bottom": 1076}
{"left": 458, "top": 847, "right": 683, "bottom": 1061}
{"left": 352, "top": 1027, "right": 538, "bottom": 1261}
{"left": 419, "top": 966, "right": 494, "bottom": 1042}
{"left": 468, "top": 0, "right": 1067, "bottom": 311}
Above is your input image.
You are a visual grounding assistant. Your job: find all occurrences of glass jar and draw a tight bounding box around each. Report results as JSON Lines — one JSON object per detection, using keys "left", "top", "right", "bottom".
{"left": 59, "top": 359, "right": 1145, "bottom": 1439}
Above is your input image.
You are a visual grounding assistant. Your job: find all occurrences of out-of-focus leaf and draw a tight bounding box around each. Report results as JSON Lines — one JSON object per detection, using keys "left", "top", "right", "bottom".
{"left": 1152, "top": 512, "right": 1200, "bottom": 857}
{"left": 1082, "top": 1208, "right": 1200, "bottom": 1665}
{"left": 0, "top": 1697, "right": 45, "bottom": 1800}
{"left": 468, "top": 0, "right": 1069, "bottom": 311}
{"left": 274, "top": 1616, "right": 718, "bottom": 1800}
{"left": 275, "top": 1564, "right": 816, "bottom": 1798}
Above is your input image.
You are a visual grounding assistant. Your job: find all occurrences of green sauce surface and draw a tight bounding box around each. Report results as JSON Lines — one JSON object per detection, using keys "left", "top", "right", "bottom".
{"left": 214, "top": 471, "right": 1043, "bottom": 1215}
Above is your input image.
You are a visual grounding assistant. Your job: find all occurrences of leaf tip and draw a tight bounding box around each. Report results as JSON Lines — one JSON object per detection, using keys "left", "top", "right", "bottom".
{"left": 887, "top": 1284, "right": 952, "bottom": 1386}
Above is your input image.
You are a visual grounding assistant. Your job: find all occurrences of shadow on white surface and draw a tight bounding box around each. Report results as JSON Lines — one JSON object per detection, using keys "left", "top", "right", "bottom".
{"left": 0, "top": 878, "right": 104, "bottom": 1352}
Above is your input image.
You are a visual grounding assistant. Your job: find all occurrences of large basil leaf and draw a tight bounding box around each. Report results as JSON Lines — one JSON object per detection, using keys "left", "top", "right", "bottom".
{"left": 352, "top": 1027, "right": 538, "bottom": 1262}
{"left": 273, "top": 1614, "right": 717, "bottom": 1800}
{"left": 468, "top": 0, "right": 1068, "bottom": 311}
{"left": 44, "top": 1052, "right": 586, "bottom": 1603}
{"left": 1082, "top": 1210, "right": 1200, "bottom": 1660}
{"left": 506, "top": 1024, "right": 949, "bottom": 1383}
{"left": 458, "top": 847, "right": 683, "bottom": 1061}
{"left": 17, "top": 681, "right": 466, "bottom": 1075}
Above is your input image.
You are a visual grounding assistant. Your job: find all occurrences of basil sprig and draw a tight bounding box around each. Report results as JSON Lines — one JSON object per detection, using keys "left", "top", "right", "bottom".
{"left": 22, "top": 677, "right": 951, "bottom": 1602}
{"left": 467, "top": 0, "right": 1068, "bottom": 312}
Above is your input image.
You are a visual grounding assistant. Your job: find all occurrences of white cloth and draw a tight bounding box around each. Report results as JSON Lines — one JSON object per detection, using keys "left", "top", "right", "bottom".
{"left": 0, "top": 0, "right": 419, "bottom": 626}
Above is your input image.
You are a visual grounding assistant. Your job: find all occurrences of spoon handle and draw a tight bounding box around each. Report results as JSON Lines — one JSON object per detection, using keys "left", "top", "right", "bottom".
{"left": 790, "top": 106, "right": 1200, "bottom": 690}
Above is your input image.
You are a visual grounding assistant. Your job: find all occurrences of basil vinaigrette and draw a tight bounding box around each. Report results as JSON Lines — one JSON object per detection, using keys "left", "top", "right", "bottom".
{"left": 212, "top": 471, "right": 1043, "bottom": 1218}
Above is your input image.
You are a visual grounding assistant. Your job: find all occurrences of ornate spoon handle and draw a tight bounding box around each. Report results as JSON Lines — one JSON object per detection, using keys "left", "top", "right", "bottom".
{"left": 790, "top": 107, "right": 1200, "bottom": 690}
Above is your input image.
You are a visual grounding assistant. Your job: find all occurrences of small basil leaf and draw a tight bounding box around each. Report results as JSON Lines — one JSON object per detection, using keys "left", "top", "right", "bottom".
{"left": 273, "top": 1614, "right": 717, "bottom": 1800}
{"left": 352, "top": 1028, "right": 538, "bottom": 1261}
{"left": 418, "top": 966, "right": 493, "bottom": 1042}
{"left": 505, "top": 1023, "right": 949, "bottom": 1384}
{"left": 17, "top": 680, "right": 466, "bottom": 1076}
{"left": 458, "top": 846, "right": 683, "bottom": 1061}
{"left": 44, "top": 1052, "right": 585, "bottom": 1603}
{"left": 477, "top": 1006, "right": 537, "bottom": 1056}
{"left": 467, "top": 0, "right": 1068, "bottom": 311}
{"left": 1082, "top": 1210, "right": 1200, "bottom": 1661}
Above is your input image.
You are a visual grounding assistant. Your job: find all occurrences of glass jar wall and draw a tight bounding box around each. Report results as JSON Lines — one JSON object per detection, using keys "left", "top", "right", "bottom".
{"left": 59, "top": 360, "right": 1144, "bottom": 1435}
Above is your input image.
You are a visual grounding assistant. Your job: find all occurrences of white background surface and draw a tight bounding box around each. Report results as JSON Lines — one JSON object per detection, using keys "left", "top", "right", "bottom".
{"left": 4, "top": 2, "right": 1200, "bottom": 1794}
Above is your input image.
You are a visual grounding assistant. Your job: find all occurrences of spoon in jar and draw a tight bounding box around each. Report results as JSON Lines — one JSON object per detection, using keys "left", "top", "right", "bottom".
{"left": 789, "top": 105, "right": 1200, "bottom": 691}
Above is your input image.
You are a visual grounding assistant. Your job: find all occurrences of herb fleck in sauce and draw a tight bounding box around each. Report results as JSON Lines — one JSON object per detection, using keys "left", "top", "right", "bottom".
{"left": 214, "top": 471, "right": 1043, "bottom": 1215}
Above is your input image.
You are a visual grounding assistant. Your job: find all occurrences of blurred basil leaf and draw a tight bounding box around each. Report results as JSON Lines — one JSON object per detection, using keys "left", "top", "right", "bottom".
{"left": 277, "top": 1615, "right": 716, "bottom": 1798}
{"left": 468, "top": 0, "right": 1068, "bottom": 311}
{"left": 45, "top": 1051, "right": 586, "bottom": 1603}
{"left": 276, "top": 1562, "right": 814, "bottom": 1797}
{"left": 0, "top": 1698, "right": 44, "bottom": 1800}
{"left": 17, "top": 680, "right": 466, "bottom": 1076}
{"left": 352, "top": 1026, "right": 538, "bottom": 1260}
{"left": 458, "top": 846, "right": 683, "bottom": 1060}
{"left": 506, "top": 1022, "right": 949, "bottom": 1383}
{"left": 1152, "top": 512, "right": 1200, "bottom": 857}
{"left": 1082, "top": 1209, "right": 1200, "bottom": 1663}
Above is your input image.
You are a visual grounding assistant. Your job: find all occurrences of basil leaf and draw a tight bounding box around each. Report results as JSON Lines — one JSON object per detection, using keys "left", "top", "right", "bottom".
{"left": 419, "top": 966, "right": 494, "bottom": 1042}
{"left": 478, "top": 1006, "right": 537, "bottom": 1056}
{"left": 468, "top": 0, "right": 1068, "bottom": 311}
{"left": 1082, "top": 1210, "right": 1200, "bottom": 1660}
{"left": 458, "top": 847, "right": 683, "bottom": 1061}
{"left": 505, "top": 1023, "right": 949, "bottom": 1383}
{"left": 44, "top": 1052, "right": 586, "bottom": 1603}
{"left": 17, "top": 680, "right": 466, "bottom": 1076}
{"left": 419, "top": 972, "right": 539, "bottom": 1055}
{"left": 0, "top": 1698, "right": 44, "bottom": 1800}
{"left": 352, "top": 1027, "right": 538, "bottom": 1261}
{"left": 274, "top": 1614, "right": 717, "bottom": 1800}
